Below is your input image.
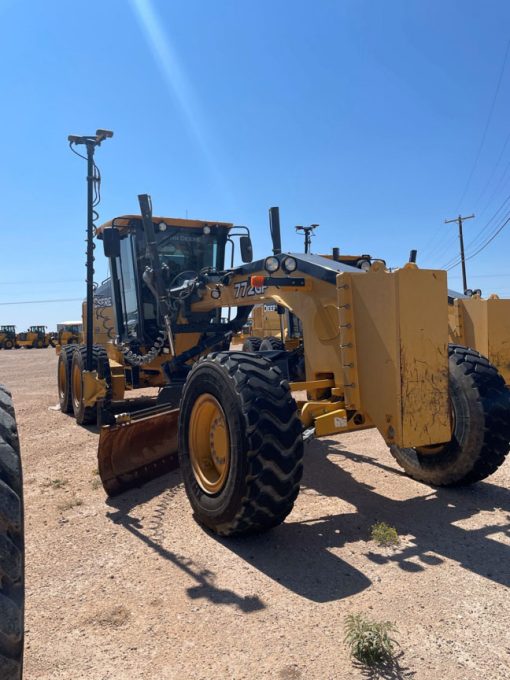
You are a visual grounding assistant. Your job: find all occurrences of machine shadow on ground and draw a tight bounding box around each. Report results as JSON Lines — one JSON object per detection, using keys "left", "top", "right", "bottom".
{"left": 103, "top": 436, "right": 510, "bottom": 607}
{"left": 105, "top": 471, "right": 265, "bottom": 614}
{"left": 212, "top": 438, "right": 510, "bottom": 602}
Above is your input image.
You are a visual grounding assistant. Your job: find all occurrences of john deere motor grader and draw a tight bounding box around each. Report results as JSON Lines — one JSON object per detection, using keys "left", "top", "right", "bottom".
{"left": 0, "top": 325, "right": 17, "bottom": 350}
{"left": 61, "top": 131, "right": 510, "bottom": 537}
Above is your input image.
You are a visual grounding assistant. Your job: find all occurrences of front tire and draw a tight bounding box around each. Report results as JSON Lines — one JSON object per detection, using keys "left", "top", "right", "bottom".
{"left": 0, "top": 385, "right": 24, "bottom": 679}
{"left": 178, "top": 352, "right": 304, "bottom": 536}
{"left": 390, "top": 345, "right": 510, "bottom": 486}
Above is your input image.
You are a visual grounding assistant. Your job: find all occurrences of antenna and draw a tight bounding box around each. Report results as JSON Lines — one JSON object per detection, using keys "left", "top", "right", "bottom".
{"left": 295, "top": 224, "right": 318, "bottom": 254}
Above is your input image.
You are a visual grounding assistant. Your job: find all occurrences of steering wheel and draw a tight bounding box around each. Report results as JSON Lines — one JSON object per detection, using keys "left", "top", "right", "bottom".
{"left": 168, "top": 270, "right": 199, "bottom": 300}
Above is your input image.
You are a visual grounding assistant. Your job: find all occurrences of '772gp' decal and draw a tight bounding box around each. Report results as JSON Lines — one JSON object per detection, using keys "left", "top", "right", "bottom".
{"left": 233, "top": 280, "right": 267, "bottom": 298}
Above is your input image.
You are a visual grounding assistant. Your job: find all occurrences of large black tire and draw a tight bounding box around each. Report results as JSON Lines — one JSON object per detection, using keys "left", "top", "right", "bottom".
{"left": 390, "top": 345, "right": 510, "bottom": 486}
{"left": 71, "top": 345, "right": 109, "bottom": 426}
{"left": 242, "top": 336, "right": 262, "bottom": 353}
{"left": 0, "top": 385, "right": 24, "bottom": 679}
{"left": 57, "top": 346, "right": 74, "bottom": 414}
{"left": 178, "top": 351, "right": 304, "bottom": 536}
{"left": 3, "top": 340, "right": 14, "bottom": 351}
{"left": 259, "top": 336, "right": 285, "bottom": 351}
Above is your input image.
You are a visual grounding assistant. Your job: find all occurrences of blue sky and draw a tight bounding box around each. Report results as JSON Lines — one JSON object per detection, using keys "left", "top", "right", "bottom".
{"left": 1, "top": 0, "right": 510, "bottom": 328}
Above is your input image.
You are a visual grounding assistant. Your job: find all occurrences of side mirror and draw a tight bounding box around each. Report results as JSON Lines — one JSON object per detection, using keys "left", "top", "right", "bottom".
{"left": 240, "top": 236, "right": 253, "bottom": 263}
{"left": 103, "top": 228, "right": 121, "bottom": 258}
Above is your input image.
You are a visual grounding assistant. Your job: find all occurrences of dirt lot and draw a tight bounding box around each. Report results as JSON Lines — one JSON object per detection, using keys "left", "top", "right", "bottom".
{"left": 1, "top": 349, "right": 510, "bottom": 679}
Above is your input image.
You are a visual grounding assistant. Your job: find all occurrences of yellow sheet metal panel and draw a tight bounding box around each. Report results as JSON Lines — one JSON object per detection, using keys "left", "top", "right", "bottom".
{"left": 338, "top": 267, "right": 401, "bottom": 441}
{"left": 448, "top": 301, "right": 464, "bottom": 345}
{"left": 487, "top": 299, "right": 510, "bottom": 383}
{"left": 397, "top": 268, "right": 450, "bottom": 446}
{"left": 339, "top": 267, "right": 450, "bottom": 448}
{"left": 458, "top": 299, "right": 489, "bottom": 356}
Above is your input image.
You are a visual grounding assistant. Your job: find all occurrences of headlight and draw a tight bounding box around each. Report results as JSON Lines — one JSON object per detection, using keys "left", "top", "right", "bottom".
{"left": 282, "top": 256, "right": 297, "bottom": 273}
{"left": 203, "top": 225, "right": 211, "bottom": 235}
{"left": 264, "top": 256, "right": 280, "bottom": 273}
{"left": 357, "top": 258, "right": 371, "bottom": 271}
{"left": 465, "top": 288, "right": 473, "bottom": 297}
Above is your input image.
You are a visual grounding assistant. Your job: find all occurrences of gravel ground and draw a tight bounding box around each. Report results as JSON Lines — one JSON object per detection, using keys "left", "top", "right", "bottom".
{"left": 1, "top": 348, "right": 510, "bottom": 680}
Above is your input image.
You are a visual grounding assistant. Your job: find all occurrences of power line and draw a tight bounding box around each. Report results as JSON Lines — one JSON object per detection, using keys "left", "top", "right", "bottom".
{"left": 0, "top": 298, "right": 83, "bottom": 306}
{"left": 0, "top": 279, "right": 84, "bottom": 286}
{"left": 457, "top": 39, "right": 510, "bottom": 210}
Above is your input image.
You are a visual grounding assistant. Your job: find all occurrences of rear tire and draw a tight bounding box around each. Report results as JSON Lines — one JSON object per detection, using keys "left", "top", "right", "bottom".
{"left": 3, "top": 341, "right": 13, "bottom": 351}
{"left": 260, "top": 336, "right": 285, "bottom": 351}
{"left": 178, "top": 352, "right": 304, "bottom": 536}
{"left": 57, "top": 346, "right": 74, "bottom": 414}
{"left": 71, "top": 345, "right": 109, "bottom": 426}
{"left": 242, "top": 336, "right": 262, "bottom": 352}
{"left": 0, "top": 385, "right": 24, "bottom": 679}
{"left": 390, "top": 345, "right": 510, "bottom": 486}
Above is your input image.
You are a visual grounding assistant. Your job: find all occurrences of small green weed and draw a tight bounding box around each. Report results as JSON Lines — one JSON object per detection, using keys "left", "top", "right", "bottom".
{"left": 344, "top": 613, "right": 398, "bottom": 666}
{"left": 42, "top": 478, "right": 69, "bottom": 490}
{"left": 57, "top": 496, "right": 83, "bottom": 511}
{"left": 370, "top": 521, "right": 399, "bottom": 547}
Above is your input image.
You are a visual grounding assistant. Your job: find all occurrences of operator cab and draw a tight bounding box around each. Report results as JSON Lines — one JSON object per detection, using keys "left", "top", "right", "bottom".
{"left": 0, "top": 325, "right": 16, "bottom": 333}
{"left": 98, "top": 213, "right": 253, "bottom": 349}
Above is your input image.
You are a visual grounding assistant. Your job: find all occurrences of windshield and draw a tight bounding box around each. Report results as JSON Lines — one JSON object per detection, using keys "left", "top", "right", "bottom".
{"left": 154, "top": 226, "right": 225, "bottom": 279}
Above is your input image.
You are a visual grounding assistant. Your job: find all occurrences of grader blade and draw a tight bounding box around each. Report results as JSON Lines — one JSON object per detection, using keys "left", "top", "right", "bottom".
{"left": 98, "top": 407, "right": 179, "bottom": 495}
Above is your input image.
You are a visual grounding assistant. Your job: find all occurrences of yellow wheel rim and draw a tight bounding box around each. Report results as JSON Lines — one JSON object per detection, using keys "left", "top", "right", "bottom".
{"left": 189, "top": 394, "right": 230, "bottom": 494}
{"left": 72, "top": 361, "right": 82, "bottom": 411}
{"left": 58, "top": 359, "right": 67, "bottom": 399}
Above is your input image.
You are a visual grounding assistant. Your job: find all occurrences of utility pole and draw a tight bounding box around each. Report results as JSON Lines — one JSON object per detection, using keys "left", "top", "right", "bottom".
{"left": 444, "top": 213, "right": 475, "bottom": 293}
{"left": 295, "top": 224, "right": 319, "bottom": 254}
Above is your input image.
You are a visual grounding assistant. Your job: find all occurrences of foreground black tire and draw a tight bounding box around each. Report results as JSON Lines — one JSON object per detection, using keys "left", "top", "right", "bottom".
{"left": 242, "top": 336, "right": 262, "bottom": 352}
{"left": 71, "top": 345, "right": 109, "bottom": 426}
{"left": 57, "top": 346, "right": 74, "bottom": 414}
{"left": 178, "top": 352, "right": 304, "bottom": 536}
{"left": 3, "top": 340, "right": 14, "bottom": 351}
{"left": 390, "top": 345, "right": 510, "bottom": 486}
{"left": 0, "top": 385, "right": 24, "bottom": 679}
{"left": 259, "top": 336, "right": 285, "bottom": 351}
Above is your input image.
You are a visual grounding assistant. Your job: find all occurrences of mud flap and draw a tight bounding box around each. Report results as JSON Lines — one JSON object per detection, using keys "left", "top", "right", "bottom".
{"left": 98, "top": 407, "right": 180, "bottom": 495}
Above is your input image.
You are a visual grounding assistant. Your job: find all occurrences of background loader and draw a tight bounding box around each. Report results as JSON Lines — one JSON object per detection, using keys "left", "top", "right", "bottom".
{"left": 16, "top": 326, "right": 53, "bottom": 349}
{"left": 54, "top": 321, "right": 82, "bottom": 351}
{"left": 61, "top": 131, "right": 510, "bottom": 538}
{"left": 0, "top": 326, "right": 17, "bottom": 350}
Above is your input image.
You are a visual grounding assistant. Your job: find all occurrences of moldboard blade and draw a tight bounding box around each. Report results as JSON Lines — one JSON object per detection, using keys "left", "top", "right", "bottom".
{"left": 98, "top": 408, "right": 180, "bottom": 495}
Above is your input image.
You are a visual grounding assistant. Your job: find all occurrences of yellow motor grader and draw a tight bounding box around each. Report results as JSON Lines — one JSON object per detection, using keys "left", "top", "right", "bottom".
{"left": 0, "top": 325, "right": 17, "bottom": 350}
{"left": 60, "top": 131, "right": 510, "bottom": 537}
